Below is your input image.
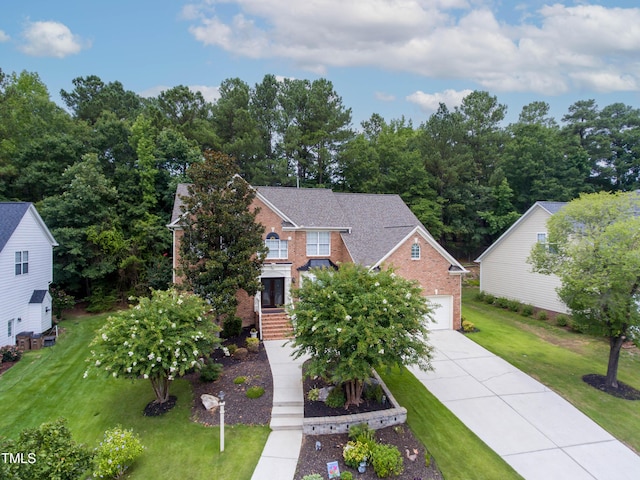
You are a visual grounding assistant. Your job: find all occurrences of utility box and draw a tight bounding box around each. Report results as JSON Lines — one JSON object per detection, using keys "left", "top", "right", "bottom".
{"left": 16, "top": 332, "right": 34, "bottom": 351}
{"left": 30, "top": 334, "right": 44, "bottom": 350}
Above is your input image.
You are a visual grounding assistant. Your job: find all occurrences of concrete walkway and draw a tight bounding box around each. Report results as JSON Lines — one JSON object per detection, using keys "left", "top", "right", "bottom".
{"left": 251, "top": 340, "right": 307, "bottom": 480}
{"left": 410, "top": 330, "right": 640, "bottom": 480}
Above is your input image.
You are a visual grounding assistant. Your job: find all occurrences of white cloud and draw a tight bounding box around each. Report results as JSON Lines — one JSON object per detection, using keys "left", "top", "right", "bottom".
{"left": 0, "top": 30, "right": 9, "bottom": 42}
{"left": 406, "top": 89, "right": 473, "bottom": 113}
{"left": 183, "top": 1, "right": 640, "bottom": 95}
{"left": 19, "top": 21, "right": 88, "bottom": 58}
{"left": 375, "top": 92, "right": 396, "bottom": 102}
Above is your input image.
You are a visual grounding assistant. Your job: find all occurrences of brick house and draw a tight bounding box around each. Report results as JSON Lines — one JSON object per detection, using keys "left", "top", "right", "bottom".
{"left": 169, "top": 184, "right": 467, "bottom": 339}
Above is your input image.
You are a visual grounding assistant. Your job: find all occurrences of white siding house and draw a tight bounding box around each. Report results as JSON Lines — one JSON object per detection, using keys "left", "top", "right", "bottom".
{"left": 0, "top": 203, "right": 58, "bottom": 347}
{"left": 475, "top": 201, "right": 569, "bottom": 314}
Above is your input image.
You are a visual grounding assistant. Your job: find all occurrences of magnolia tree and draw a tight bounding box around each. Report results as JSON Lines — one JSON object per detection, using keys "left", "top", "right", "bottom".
{"left": 529, "top": 191, "right": 640, "bottom": 389}
{"left": 86, "top": 289, "right": 220, "bottom": 404}
{"left": 289, "top": 263, "right": 434, "bottom": 408}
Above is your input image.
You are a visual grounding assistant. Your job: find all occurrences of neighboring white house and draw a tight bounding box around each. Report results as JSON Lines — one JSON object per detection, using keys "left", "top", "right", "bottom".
{"left": 0, "top": 203, "right": 58, "bottom": 347}
{"left": 475, "top": 201, "right": 569, "bottom": 314}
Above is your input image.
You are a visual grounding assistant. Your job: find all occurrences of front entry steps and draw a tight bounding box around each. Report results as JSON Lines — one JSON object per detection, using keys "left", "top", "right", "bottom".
{"left": 261, "top": 311, "right": 293, "bottom": 340}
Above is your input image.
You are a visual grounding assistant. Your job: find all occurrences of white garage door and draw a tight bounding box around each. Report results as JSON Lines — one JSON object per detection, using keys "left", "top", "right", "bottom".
{"left": 425, "top": 295, "right": 453, "bottom": 330}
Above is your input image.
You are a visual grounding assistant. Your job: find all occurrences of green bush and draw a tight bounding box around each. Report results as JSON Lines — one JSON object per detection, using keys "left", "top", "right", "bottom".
{"left": 348, "top": 423, "right": 375, "bottom": 444}
{"left": 221, "top": 316, "right": 242, "bottom": 339}
{"left": 1, "top": 418, "right": 93, "bottom": 480}
{"left": 537, "top": 310, "right": 548, "bottom": 321}
{"left": 0, "top": 345, "right": 22, "bottom": 363}
{"left": 343, "top": 440, "right": 373, "bottom": 468}
{"left": 341, "top": 471, "right": 354, "bottom": 480}
{"left": 570, "top": 319, "right": 583, "bottom": 333}
{"left": 302, "top": 475, "right": 323, "bottom": 480}
{"left": 520, "top": 304, "right": 534, "bottom": 317}
{"left": 483, "top": 293, "right": 496, "bottom": 305}
{"left": 325, "top": 385, "right": 346, "bottom": 408}
{"left": 363, "top": 382, "right": 384, "bottom": 404}
{"left": 494, "top": 297, "right": 511, "bottom": 309}
{"left": 475, "top": 291, "right": 487, "bottom": 302}
{"left": 234, "top": 347, "right": 248, "bottom": 360}
{"left": 227, "top": 344, "right": 238, "bottom": 355}
{"left": 233, "top": 376, "right": 247, "bottom": 384}
{"left": 86, "top": 287, "right": 117, "bottom": 313}
{"left": 246, "top": 386, "right": 265, "bottom": 399}
{"left": 93, "top": 426, "right": 144, "bottom": 479}
{"left": 371, "top": 443, "right": 404, "bottom": 478}
{"left": 507, "top": 300, "right": 521, "bottom": 313}
{"left": 199, "top": 360, "right": 223, "bottom": 382}
{"left": 246, "top": 337, "right": 259, "bottom": 353}
{"left": 462, "top": 320, "right": 476, "bottom": 333}
{"left": 555, "top": 314, "right": 569, "bottom": 327}
{"left": 307, "top": 388, "right": 320, "bottom": 402}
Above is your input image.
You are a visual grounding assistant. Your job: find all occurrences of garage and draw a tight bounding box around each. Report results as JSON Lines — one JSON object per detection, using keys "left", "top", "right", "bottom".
{"left": 425, "top": 295, "right": 453, "bottom": 330}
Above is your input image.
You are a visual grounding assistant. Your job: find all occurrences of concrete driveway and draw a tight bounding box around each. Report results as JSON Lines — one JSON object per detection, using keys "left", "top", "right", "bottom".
{"left": 409, "top": 329, "right": 640, "bottom": 480}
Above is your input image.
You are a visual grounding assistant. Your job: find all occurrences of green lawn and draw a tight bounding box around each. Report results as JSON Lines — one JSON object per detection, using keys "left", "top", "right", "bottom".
{"left": 462, "top": 288, "right": 640, "bottom": 453}
{"left": 381, "top": 367, "right": 524, "bottom": 480}
{"left": 0, "top": 314, "right": 269, "bottom": 479}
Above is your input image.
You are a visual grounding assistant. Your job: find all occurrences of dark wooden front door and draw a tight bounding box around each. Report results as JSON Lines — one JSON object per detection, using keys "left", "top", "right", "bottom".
{"left": 261, "top": 278, "right": 284, "bottom": 308}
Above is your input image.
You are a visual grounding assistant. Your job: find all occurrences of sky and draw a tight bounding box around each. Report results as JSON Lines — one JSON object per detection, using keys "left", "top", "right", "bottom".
{"left": 2, "top": 0, "right": 640, "bottom": 128}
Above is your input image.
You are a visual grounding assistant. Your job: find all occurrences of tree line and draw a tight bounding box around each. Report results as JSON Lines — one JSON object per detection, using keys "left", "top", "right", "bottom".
{"left": 2, "top": 68, "right": 639, "bottom": 306}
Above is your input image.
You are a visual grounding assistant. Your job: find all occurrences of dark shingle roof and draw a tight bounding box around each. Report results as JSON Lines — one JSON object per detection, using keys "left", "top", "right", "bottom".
{"left": 538, "top": 201, "right": 567, "bottom": 214}
{"left": 29, "top": 290, "right": 48, "bottom": 304}
{"left": 0, "top": 202, "right": 30, "bottom": 253}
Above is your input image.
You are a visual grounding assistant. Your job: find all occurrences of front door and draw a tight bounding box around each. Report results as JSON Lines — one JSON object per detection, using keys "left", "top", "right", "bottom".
{"left": 261, "top": 278, "right": 284, "bottom": 308}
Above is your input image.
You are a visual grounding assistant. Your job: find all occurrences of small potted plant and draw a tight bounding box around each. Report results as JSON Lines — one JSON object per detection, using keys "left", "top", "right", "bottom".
{"left": 250, "top": 328, "right": 258, "bottom": 338}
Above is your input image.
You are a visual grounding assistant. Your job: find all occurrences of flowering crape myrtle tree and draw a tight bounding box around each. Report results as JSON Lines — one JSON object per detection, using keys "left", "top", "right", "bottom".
{"left": 529, "top": 192, "right": 640, "bottom": 390}
{"left": 289, "top": 263, "right": 434, "bottom": 408}
{"left": 86, "top": 289, "right": 220, "bottom": 404}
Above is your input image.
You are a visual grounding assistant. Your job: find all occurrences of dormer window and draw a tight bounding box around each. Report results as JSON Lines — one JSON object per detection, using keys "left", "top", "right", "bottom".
{"left": 306, "top": 231, "right": 330, "bottom": 256}
{"left": 265, "top": 233, "right": 288, "bottom": 259}
{"left": 411, "top": 243, "right": 421, "bottom": 260}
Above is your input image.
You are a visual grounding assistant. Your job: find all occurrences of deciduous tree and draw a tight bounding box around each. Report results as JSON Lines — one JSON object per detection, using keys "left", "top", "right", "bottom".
{"left": 529, "top": 191, "right": 640, "bottom": 389}
{"left": 289, "top": 263, "right": 434, "bottom": 408}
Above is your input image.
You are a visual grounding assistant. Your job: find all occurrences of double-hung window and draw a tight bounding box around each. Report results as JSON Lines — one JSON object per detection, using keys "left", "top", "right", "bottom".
{"left": 306, "top": 231, "right": 330, "bottom": 256}
{"left": 15, "top": 251, "right": 28, "bottom": 275}
{"left": 265, "top": 234, "right": 288, "bottom": 259}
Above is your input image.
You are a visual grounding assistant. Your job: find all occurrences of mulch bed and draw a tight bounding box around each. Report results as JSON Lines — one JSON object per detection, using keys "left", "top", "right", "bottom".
{"left": 295, "top": 426, "right": 444, "bottom": 480}
{"left": 188, "top": 330, "right": 273, "bottom": 426}
{"left": 582, "top": 374, "right": 640, "bottom": 400}
{"left": 0, "top": 361, "right": 17, "bottom": 376}
{"left": 144, "top": 396, "right": 177, "bottom": 416}
{"left": 303, "top": 366, "right": 393, "bottom": 417}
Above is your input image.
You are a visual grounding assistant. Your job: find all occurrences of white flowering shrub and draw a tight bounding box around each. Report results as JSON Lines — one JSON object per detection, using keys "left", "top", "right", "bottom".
{"left": 289, "top": 263, "right": 434, "bottom": 408}
{"left": 85, "top": 289, "right": 221, "bottom": 404}
{"left": 93, "top": 426, "right": 144, "bottom": 479}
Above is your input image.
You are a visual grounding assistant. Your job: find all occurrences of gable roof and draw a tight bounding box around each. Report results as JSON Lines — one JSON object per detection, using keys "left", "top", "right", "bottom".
{"left": 0, "top": 202, "right": 31, "bottom": 252}
{"left": 169, "top": 183, "right": 465, "bottom": 271}
{"left": 0, "top": 202, "right": 58, "bottom": 253}
{"left": 475, "top": 201, "right": 567, "bottom": 263}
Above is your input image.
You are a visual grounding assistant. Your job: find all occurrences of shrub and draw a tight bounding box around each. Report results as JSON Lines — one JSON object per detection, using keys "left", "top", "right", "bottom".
{"left": 221, "top": 316, "right": 242, "bottom": 339}
{"left": 341, "top": 472, "right": 354, "bottom": 480}
{"left": 348, "top": 423, "right": 375, "bottom": 444}
{"left": 325, "top": 385, "right": 346, "bottom": 408}
{"left": 483, "top": 293, "right": 496, "bottom": 305}
{"left": 570, "top": 319, "right": 583, "bottom": 333}
{"left": 302, "top": 475, "right": 323, "bottom": 480}
{"left": 93, "top": 426, "right": 144, "bottom": 479}
{"left": 537, "top": 310, "right": 548, "bottom": 321}
{"left": 86, "top": 287, "right": 117, "bottom": 313}
{"left": 507, "top": 300, "right": 521, "bottom": 313}
{"left": 227, "top": 344, "right": 238, "bottom": 355}
{"left": 246, "top": 386, "right": 265, "bottom": 399}
{"left": 343, "top": 440, "right": 373, "bottom": 468}
{"left": 363, "top": 382, "right": 384, "bottom": 404}
{"left": 307, "top": 388, "right": 320, "bottom": 402}
{"left": 2, "top": 418, "right": 93, "bottom": 480}
{"left": 199, "top": 360, "right": 223, "bottom": 382}
{"left": 494, "top": 297, "right": 511, "bottom": 309}
{"left": 233, "top": 376, "right": 247, "bottom": 384}
{"left": 520, "top": 304, "right": 534, "bottom": 317}
{"left": 556, "top": 314, "right": 569, "bottom": 327}
{"left": 371, "top": 443, "right": 404, "bottom": 478}
{"left": 475, "top": 291, "right": 487, "bottom": 302}
{"left": 0, "top": 345, "right": 22, "bottom": 363}
{"left": 234, "top": 347, "right": 248, "bottom": 360}
{"left": 246, "top": 337, "right": 259, "bottom": 353}
{"left": 462, "top": 320, "right": 476, "bottom": 333}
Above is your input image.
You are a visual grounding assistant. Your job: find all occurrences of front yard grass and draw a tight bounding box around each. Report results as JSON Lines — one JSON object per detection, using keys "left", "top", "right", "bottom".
{"left": 462, "top": 288, "right": 640, "bottom": 453}
{"left": 0, "top": 314, "right": 269, "bottom": 479}
{"left": 381, "top": 367, "right": 524, "bottom": 480}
